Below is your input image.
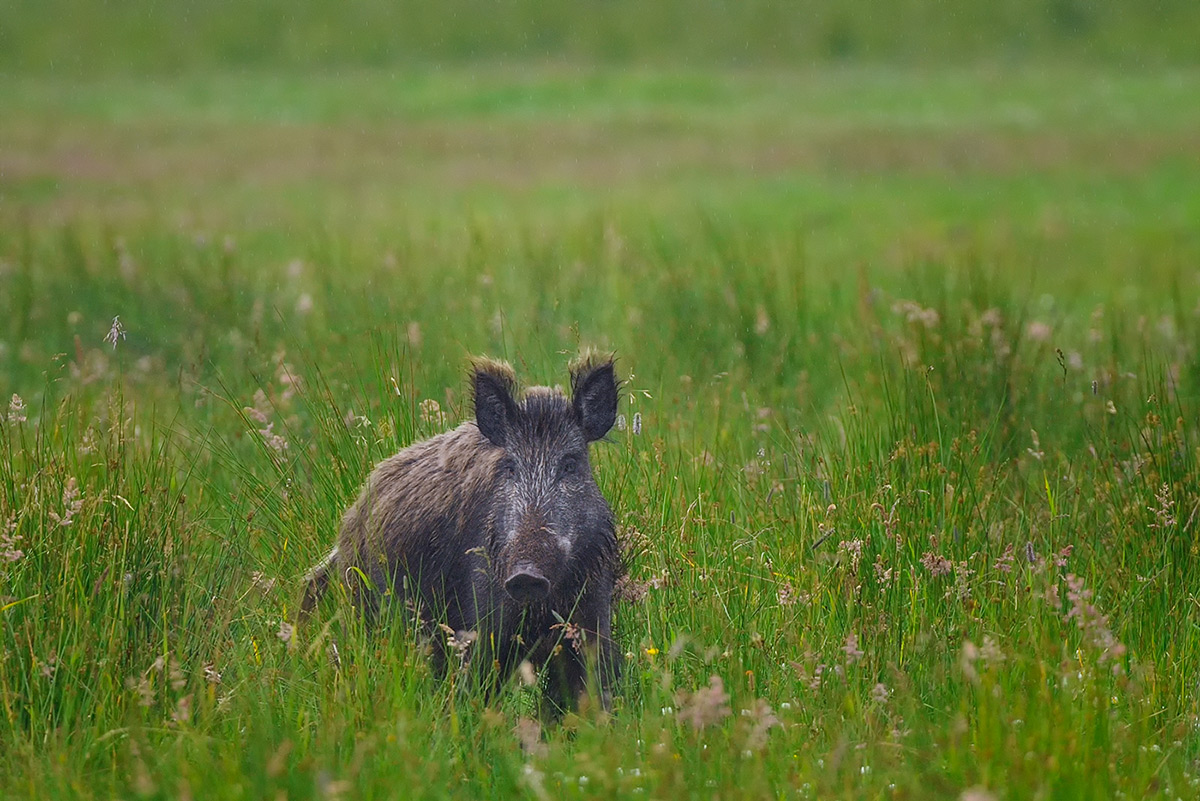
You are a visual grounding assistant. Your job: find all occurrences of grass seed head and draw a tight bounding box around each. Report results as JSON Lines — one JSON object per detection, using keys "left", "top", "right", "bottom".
{"left": 0, "top": 516, "right": 22, "bottom": 564}
{"left": 104, "top": 316, "right": 127, "bottom": 349}
{"left": 677, "top": 675, "right": 731, "bottom": 730}
{"left": 48, "top": 477, "right": 83, "bottom": 528}
{"left": 920, "top": 551, "right": 953, "bottom": 577}
{"left": 7, "top": 394, "right": 26, "bottom": 423}
{"left": 842, "top": 633, "right": 864, "bottom": 664}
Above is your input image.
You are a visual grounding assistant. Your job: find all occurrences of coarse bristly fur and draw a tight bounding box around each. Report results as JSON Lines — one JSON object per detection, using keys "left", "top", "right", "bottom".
{"left": 300, "top": 352, "right": 623, "bottom": 714}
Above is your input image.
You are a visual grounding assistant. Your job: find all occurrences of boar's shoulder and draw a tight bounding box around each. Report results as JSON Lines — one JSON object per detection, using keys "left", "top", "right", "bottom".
{"left": 342, "top": 422, "right": 502, "bottom": 541}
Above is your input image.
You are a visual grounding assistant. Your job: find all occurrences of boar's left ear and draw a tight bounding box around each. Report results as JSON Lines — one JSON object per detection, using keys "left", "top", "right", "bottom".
{"left": 571, "top": 355, "right": 619, "bottom": 442}
{"left": 472, "top": 358, "right": 518, "bottom": 447}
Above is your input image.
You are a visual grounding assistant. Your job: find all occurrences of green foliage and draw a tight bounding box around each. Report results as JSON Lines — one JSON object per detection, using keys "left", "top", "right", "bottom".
{"left": 2, "top": 67, "right": 1200, "bottom": 799}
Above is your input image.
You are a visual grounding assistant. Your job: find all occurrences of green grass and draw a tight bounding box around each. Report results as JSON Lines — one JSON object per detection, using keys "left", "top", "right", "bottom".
{"left": 3, "top": 65, "right": 1200, "bottom": 799}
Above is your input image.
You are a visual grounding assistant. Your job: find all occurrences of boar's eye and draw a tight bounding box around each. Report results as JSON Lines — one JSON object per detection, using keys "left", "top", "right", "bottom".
{"left": 499, "top": 456, "right": 517, "bottom": 479}
{"left": 558, "top": 454, "right": 582, "bottom": 480}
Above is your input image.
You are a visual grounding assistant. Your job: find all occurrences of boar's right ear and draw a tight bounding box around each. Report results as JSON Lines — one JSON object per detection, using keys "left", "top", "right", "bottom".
{"left": 571, "top": 353, "right": 619, "bottom": 442}
{"left": 472, "top": 358, "right": 518, "bottom": 446}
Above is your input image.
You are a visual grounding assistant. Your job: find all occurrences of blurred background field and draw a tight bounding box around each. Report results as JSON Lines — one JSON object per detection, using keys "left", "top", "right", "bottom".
{"left": 2, "top": 3, "right": 1200, "bottom": 800}
{"left": 3, "top": 65, "right": 1198, "bottom": 395}
{"left": 5, "top": 0, "right": 1200, "bottom": 73}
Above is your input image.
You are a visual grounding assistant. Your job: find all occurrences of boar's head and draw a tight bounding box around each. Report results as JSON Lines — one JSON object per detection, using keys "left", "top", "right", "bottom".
{"left": 472, "top": 355, "right": 618, "bottom": 606}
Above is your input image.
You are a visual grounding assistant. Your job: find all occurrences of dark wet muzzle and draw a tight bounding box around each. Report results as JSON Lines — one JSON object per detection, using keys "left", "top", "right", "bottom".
{"left": 505, "top": 563, "right": 551, "bottom": 603}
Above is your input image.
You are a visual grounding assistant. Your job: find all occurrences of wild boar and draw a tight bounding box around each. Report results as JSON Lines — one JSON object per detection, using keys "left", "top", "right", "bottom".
{"left": 300, "top": 354, "right": 622, "bottom": 712}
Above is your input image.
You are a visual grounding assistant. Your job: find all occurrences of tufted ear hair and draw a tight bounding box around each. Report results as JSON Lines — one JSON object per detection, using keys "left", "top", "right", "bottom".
{"left": 570, "top": 352, "right": 619, "bottom": 442}
{"left": 472, "top": 358, "right": 518, "bottom": 446}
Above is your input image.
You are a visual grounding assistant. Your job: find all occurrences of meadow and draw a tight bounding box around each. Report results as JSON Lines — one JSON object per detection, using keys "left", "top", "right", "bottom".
{"left": 2, "top": 60, "right": 1200, "bottom": 798}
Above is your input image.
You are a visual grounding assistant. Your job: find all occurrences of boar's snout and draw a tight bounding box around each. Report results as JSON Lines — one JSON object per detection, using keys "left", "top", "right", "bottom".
{"left": 504, "top": 564, "right": 551, "bottom": 604}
